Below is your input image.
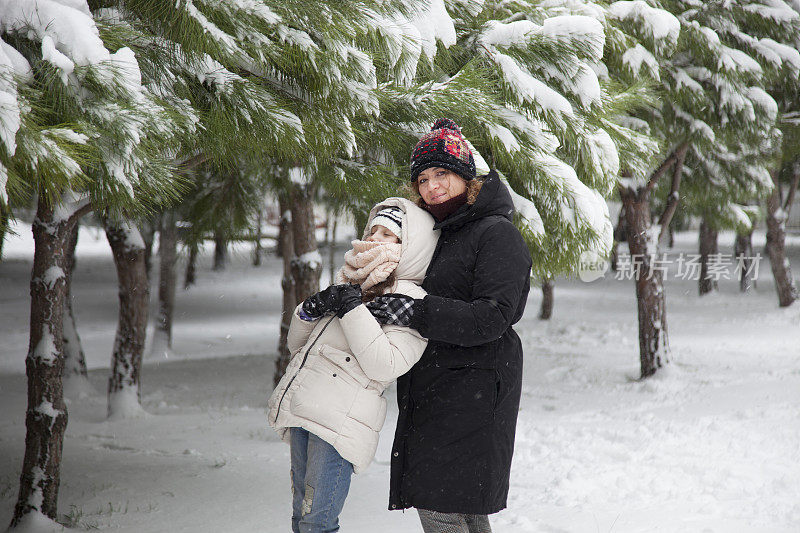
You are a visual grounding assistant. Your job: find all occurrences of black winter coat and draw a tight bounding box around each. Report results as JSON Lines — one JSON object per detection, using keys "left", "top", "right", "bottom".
{"left": 389, "top": 171, "right": 532, "bottom": 515}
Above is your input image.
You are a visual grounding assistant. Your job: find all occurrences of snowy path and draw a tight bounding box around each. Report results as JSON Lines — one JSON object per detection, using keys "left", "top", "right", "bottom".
{"left": 1, "top": 224, "right": 799, "bottom": 532}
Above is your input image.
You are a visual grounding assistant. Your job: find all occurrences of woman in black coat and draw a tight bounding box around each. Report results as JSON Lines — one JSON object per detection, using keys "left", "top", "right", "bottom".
{"left": 367, "top": 119, "right": 532, "bottom": 532}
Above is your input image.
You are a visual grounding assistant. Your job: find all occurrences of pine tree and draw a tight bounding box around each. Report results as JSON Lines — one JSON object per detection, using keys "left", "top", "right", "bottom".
{"left": 675, "top": 1, "right": 799, "bottom": 298}
{"left": 606, "top": 0, "right": 781, "bottom": 377}
{"left": 732, "top": 0, "right": 800, "bottom": 306}
{"left": 0, "top": 1, "right": 187, "bottom": 526}
{"left": 113, "top": 0, "right": 430, "bottom": 376}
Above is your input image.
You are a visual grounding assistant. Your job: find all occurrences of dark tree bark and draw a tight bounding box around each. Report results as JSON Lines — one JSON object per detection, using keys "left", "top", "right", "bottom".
{"left": 253, "top": 209, "right": 263, "bottom": 267}
{"left": 289, "top": 183, "right": 322, "bottom": 302}
{"left": 698, "top": 218, "right": 719, "bottom": 296}
{"left": 153, "top": 211, "right": 178, "bottom": 355}
{"left": 213, "top": 231, "right": 227, "bottom": 271}
{"left": 11, "top": 193, "right": 90, "bottom": 527}
{"left": 140, "top": 218, "right": 157, "bottom": 282}
{"left": 184, "top": 241, "right": 198, "bottom": 289}
{"left": 62, "top": 222, "right": 88, "bottom": 383}
{"left": 0, "top": 205, "right": 9, "bottom": 261}
{"left": 765, "top": 171, "right": 798, "bottom": 307}
{"left": 735, "top": 229, "right": 755, "bottom": 292}
{"left": 619, "top": 143, "right": 688, "bottom": 379}
{"left": 620, "top": 186, "right": 667, "bottom": 378}
{"left": 105, "top": 220, "right": 149, "bottom": 418}
{"left": 328, "top": 216, "right": 338, "bottom": 285}
{"left": 610, "top": 207, "right": 627, "bottom": 272}
{"left": 539, "top": 278, "right": 554, "bottom": 320}
{"left": 275, "top": 195, "right": 296, "bottom": 387}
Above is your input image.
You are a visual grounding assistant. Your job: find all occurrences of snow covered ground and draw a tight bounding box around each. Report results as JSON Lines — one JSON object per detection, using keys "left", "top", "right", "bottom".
{"left": 1, "top": 221, "right": 799, "bottom": 532}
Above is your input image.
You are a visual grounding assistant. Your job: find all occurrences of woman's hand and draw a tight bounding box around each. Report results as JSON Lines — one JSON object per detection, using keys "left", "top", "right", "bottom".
{"left": 301, "top": 283, "right": 362, "bottom": 319}
{"left": 365, "top": 294, "right": 417, "bottom": 327}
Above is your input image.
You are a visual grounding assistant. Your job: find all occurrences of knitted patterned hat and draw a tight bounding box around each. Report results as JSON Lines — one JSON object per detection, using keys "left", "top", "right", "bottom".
{"left": 371, "top": 206, "right": 403, "bottom": 240}
{"left": 410, "top": 118, "right": 476, "bottom": 182}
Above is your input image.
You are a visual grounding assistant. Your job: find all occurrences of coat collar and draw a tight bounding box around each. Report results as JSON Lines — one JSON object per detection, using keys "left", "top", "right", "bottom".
{"left": 432, "top": 170, "right": 516, "bottom": 232}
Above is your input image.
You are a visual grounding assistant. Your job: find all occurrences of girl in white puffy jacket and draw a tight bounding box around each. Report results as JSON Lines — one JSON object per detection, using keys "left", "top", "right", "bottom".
{"left": 267, "top": 198, "right": 438, "bottom": 533}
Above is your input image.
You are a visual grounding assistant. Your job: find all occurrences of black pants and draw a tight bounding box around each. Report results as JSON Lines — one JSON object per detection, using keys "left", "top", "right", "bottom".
{"left": 417, "top": 509, "right": 492, "bottom": 533}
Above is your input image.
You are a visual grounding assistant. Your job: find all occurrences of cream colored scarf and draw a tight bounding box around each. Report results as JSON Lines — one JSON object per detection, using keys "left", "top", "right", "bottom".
{"left": 336, "top": 240, "right": 401, "bottom": 290}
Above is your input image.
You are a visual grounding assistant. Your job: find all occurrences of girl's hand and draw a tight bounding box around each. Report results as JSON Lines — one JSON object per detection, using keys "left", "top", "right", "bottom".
{"left": 301, "top": 284, "right": 362, "bottom": 319}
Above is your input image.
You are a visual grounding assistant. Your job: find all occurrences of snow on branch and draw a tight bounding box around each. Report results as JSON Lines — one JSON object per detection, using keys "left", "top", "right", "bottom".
{"left": 756, "top": 38, "right": 800, "bottom": 73}
{"left": 742, "top": 2, "right": 800, "bottom": 24}
{"left": 719, "top": 45, "right": 763, "bottom": 76}
{"left": 494, "top": 107, "right": 560, "bottom": 153}
{"left": 53, "top": 189, "right": 92, "bottom": 223}
{"left": 0, "top": 38, "right": 29, "bottom": 161}
{"left": 746, "top": 86, "right": 778, "bottom": 121}
{"left": 492, "top": 52, "right": 573, "bottom": 116}
{"left": 405, "top": 0, "right": 456, "bottom": 61}
{"left": 607, "top": 1, "right": 680, "bottom": 49}
{"left": 466, "top": 139, "right": 545, "bottom": 237}
{"left": 500, "top": 174, "right": 545, "bottom": 237}
{"left": 185, "top": 0, "right": 239, "bottom": 55}
{"left": 541, "top": 15, "right": 605, "bottom": 63}
{"left": 622, "top": 44, "right": 659, "bottom": 79}
{"left": 542, "top": 154, "right": 612, "bottom": 252}
{"left": 480, "top": 20, "right": 539, "bottom": 48}
{"left": 0, "top": 0, "right": 110, "bottom": 66}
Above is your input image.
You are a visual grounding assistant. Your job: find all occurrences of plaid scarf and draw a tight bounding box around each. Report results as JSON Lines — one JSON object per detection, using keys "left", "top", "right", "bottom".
{"left": 336, "top": 240, "right": 401, "bottom": 291}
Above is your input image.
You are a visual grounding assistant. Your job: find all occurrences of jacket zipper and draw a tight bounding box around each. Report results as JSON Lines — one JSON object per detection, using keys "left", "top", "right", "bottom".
{"left": 273, "top": 316, "right": 336, "bottom": 424}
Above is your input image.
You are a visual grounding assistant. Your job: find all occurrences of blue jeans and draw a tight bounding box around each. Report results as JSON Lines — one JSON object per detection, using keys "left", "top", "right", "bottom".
{"left": 289, "top": 428, "right": 354, "bottom": 533}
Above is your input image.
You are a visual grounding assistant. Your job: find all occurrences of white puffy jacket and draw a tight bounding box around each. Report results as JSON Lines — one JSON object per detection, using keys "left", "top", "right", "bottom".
{"left": 267, "top": 198, "right": 438, "bottom": 473}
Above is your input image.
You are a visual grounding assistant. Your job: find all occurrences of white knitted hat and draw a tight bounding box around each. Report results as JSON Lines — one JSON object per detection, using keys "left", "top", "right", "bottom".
{"left": 370, "top": 206, "right": 403, "bottom": 240}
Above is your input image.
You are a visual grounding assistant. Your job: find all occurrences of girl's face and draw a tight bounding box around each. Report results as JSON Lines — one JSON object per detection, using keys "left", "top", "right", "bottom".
{"left": 416, "top": 167, "right": 467, "bottom": 205}
{"left": 366, "top": 224, "right": 400, "bottom": 244}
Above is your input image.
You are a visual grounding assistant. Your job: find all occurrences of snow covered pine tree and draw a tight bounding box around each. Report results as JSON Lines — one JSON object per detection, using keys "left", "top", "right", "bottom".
{"left": 606, "top": 0, "right": 783, "bottom": 376}
{"left": 0, "top": 0, "right": 186, "bottom": 527}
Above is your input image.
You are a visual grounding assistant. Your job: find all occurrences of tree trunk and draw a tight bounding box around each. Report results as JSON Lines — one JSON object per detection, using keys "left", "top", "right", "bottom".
{"left": 290, "top": 182, "right": 322, "bottom": 302}
{"left": 765, "top": 173, "right": 798, "bottom": 307}
{"left": 735, "top": 229, "right": 755, "bottom": 292}
{"left": 618, "top": 143, "right": 687, "bottom": 379}
{"left": 184, "top": 241, "right": 198, "bottom": 289}
{"left": 11, "top": 196, "right": 79, "bottom": 527}
{"left": 253, "top": 209, "right": 263, "bottom": 267}
{"left": 105, "top": 220, "right": 149, "bottom": 419}
{"left": 620, "top": 186, "right": 668, "bottom": 378}
{"left": 698, "top": 218, "right": 719, "bottom": 296}
{"left": 152, "top": 211, "right": 178, "bottom": 357}
{"left": 213, "top": 232, "right": 227, "bottom": 271}
{"left": 62, "top": 223, "right": 88, "bottom": 382}
{"left": 610, "top": 208, "right": 627, "bottom": 272}
{"left": 140, "top": 218, "right": 157, "bottom": 283}
{"left": 538, "top": 278, "right": 554, "bottom": 320}
{"left": 0, "top": 205, "right": 9, "bottom": 261}
{"left": 275, "top": 196, "right": 296, "bottom": 387}
{"left": 329, "top": 216, "right": 338, "bottom": 285}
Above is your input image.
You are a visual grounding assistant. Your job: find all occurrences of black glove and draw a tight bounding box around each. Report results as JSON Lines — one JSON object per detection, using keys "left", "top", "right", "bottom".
{"left": 365, "top": 294, "right": 417, "bottom": 327}
{"left": 336, "top": 283, "right": 363, "bottom": 318}
{"left": 301, "top": 284, "right": 362, "bottom": 319}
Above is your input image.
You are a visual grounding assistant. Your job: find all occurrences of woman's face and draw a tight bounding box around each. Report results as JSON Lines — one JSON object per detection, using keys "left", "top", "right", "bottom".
{"left": 366, "top": 224, "right": 400, "bottom": 244}
{"left": 416, "top": 167, "right": 467, "bottom": 205}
